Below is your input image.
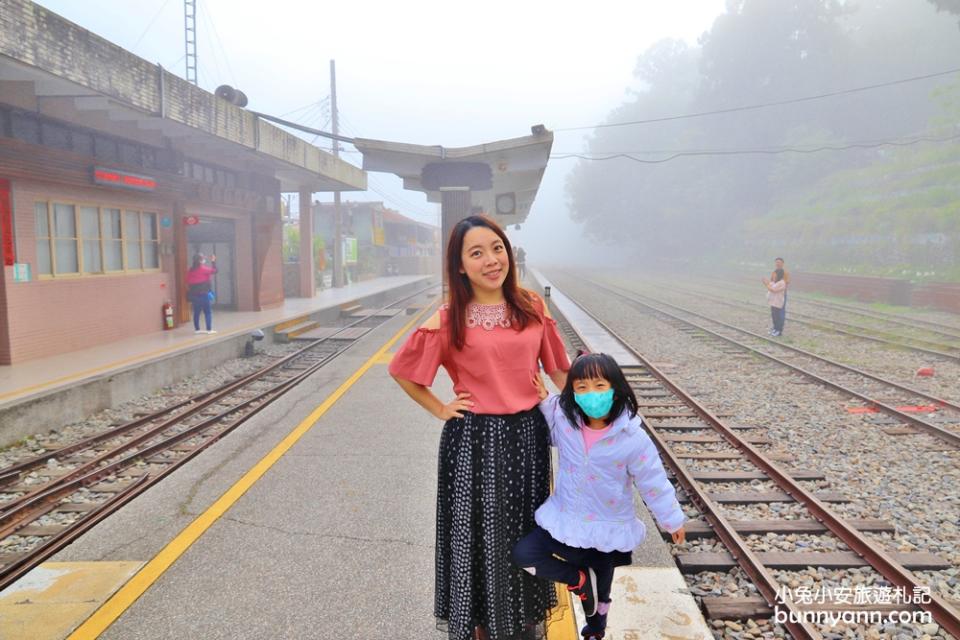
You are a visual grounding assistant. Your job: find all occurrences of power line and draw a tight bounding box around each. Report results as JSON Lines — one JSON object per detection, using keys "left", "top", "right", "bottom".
{"left": 550, "top": 131, "right": 960, "bottom": 164}
{"left": 279, "top": 97, "right": 329, "bottom": 119}
{"left": 198, "top": 0, "right": 237, "bottom": 86}
{"left": 131, "top": 0, "right": 174, "bottom": 51}
{"left": 331, "top": 115, "right": 438, "bottom": 217}
{"left": 554, "top": 67, "right": 960, "bottom": 133}
{"left": 196, "top": 9, "right": 223, "bottom": 85}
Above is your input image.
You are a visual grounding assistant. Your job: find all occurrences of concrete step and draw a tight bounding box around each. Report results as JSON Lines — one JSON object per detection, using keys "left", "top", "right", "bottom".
{"left": 339, "top": 303, "right": 363, "bottom": 317}
{"left": 274, "top": 320, "right": 321, "bottom": 342}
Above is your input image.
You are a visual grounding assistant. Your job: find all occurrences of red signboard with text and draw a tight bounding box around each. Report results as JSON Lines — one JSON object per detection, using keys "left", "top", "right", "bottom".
{"left": 92, "top": 166, "right": 157, "bottom": 192}
{"left": 0, "top": 179, "right": 13, "bottom": 266}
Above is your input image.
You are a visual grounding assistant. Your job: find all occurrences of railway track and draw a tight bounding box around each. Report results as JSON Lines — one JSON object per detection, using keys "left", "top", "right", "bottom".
{"left": 688, "top": 275, "right": 960, "bottom": 343}
{"left": 548, "top": 281, "right": 960, "bottom": 639}
{"left": 577, "top": 276, "right": 960, "bottom": 449}
{"left": 634, "top": 277, "right": 960, "bottom": 363}
{"left": 0, "top": 286, "right": 438, "bottom": 591}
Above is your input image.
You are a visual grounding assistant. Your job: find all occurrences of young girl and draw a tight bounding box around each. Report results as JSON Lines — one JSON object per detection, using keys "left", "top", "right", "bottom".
{"left": 762, "top": 268, "right": 787, "bottom": 337}
{"left": 512, "top": 353, "right": 686, "bottom": 640}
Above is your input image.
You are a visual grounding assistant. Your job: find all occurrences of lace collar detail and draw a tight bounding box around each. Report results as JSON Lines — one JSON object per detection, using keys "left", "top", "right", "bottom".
{"left": 466, "top": 302, "right": 511, "bottom": 331}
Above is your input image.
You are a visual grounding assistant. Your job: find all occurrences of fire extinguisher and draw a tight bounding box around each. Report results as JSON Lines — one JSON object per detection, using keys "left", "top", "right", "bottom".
{"left": 162, "top": 301, "right": 174, "bottom": 330}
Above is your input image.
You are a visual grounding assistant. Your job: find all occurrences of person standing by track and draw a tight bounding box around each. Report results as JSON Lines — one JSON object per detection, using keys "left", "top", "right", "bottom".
{"left": 186, "top": 253, "right": 218, "bottom": 335}
{"left": 771, "top": 257, "right": 789, "bottom": 331}
{"left": 515, "top": 245, "right": 527, "bottom": 281}
{"left": 763, "top": 268, "right": 787, "bottom": 336}
{"left": 389, "top": 215, "right": 570, "bottom": 640}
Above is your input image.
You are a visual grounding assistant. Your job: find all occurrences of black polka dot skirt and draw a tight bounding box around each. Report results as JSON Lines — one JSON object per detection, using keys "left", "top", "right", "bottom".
{"left": 435, "top": 408, "right": 556, "bottom": 640}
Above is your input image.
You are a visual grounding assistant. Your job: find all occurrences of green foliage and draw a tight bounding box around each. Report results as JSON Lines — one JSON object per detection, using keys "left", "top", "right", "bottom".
{"left": 283, "top": 225, "right": 299, "bottom": 262}
{"left": 565, "top": 0, "right": 960, "bottom": 280}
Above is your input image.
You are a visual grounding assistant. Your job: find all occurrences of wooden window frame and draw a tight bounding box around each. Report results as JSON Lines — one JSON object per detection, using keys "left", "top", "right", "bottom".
{"left": 34, "top": 200, "right": 162, "bottom": 279}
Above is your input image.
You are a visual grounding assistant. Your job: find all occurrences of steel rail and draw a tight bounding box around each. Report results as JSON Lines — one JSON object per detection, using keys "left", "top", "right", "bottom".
{"left": 0, "top": 290, "right": 439, "bottom": 591}
{"left": 688, "top": 273, "right": 960, "bottom": 339}
{"left": 590, "top": 279, "right": 960, "bottom": 448}
{"left": 554, "top": 281, "right": 960, "bottom": 638}
{"left": 0, "top": 284, "right": 436, "bottom": 495}
{"left": 639, "top": 279, "right": 960, "bottom": 360}
{"left": 790, "top": 295, "right": 960, "bottom": 340}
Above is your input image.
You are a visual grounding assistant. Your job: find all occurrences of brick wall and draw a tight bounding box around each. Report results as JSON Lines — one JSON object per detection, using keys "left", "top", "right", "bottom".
{"left": 2, "top": 177, "right": 175, "bottom": 363}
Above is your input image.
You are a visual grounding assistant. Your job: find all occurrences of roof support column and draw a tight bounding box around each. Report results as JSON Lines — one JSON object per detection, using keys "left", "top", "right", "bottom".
{"left": 440, "top": 189, "right": 471, "bottom": 293}
{"left": 298, "top": 189, "right": 315, "bottom": 297}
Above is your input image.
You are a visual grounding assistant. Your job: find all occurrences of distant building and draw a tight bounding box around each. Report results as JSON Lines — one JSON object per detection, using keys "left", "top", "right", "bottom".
{"left": 311, "top": 201, "right": 439, "bottom": 281}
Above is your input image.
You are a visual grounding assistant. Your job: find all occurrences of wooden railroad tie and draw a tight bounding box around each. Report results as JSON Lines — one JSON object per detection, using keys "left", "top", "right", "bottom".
{"left": 676, "top": 551, "right": 951, "bottom": 572}
{"left": 662, "top": 434, "right": 772, "bottom": 445}
{"left": 677, "top": 491, "right": 848, "bottom": 504}
{"left": 648, "top": 421, "right": 757, "bottom": 431}
{"left": 700, "top": 597, "right": 931, "bottom": 620}
{"left": 676, "top": 452, "right": 793, "bottom": 461}
{"left": 685, "top": 470, "right": 824, "bottom": 482}
{"left": 662, "top": 518, "right": 894, "bottom": 540}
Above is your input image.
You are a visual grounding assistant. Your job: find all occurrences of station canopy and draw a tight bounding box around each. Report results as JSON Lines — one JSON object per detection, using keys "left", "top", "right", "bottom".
{"left": 352, "top": 127, "right": 553, "bottom": 227}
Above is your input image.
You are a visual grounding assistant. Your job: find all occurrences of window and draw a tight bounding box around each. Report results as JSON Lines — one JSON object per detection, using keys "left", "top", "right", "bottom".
{"left": 142, "top": 212, "right": 159, "bottom": 268}
{"left": 80, "top": 206, "right": 102, "bottom": 273}
{"left": 34, "top": 202, "right": 51, "bottom": 275}
{"left": 53, "top": 203, "right": 78, "bottom": 273}
{"left": 103, "top": 208, "right": 123, "bottom": 271}
{"left": 123, "top": 210, "right": 160, "bottom": 270}
{"left": 34, "top": 201, "right": 161, "bottom": 277}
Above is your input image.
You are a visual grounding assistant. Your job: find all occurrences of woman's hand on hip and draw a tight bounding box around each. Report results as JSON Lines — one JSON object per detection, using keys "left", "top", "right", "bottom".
{"left": 435, "top": 392, "right": 474, "bottom": 420}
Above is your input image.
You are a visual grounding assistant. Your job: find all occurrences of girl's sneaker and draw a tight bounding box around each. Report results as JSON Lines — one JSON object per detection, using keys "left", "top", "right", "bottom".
{"left": 568, "top": 568, "right": 598, "bottom": 617}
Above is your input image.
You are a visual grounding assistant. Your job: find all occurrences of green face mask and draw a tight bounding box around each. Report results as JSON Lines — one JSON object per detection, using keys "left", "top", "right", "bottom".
{"left": 574, "top": 389, "right": 614, "bottom": 419}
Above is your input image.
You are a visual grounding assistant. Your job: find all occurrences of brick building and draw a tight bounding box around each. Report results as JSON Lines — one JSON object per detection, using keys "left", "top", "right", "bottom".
{"left": 311, "top": 201, "right": 439, "bottom": 280}
{"left": 0, "top": 1, "right": 365, "bottom": 364}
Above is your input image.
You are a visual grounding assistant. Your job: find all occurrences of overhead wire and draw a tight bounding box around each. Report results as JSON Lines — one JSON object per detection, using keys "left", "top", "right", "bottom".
{"left": 335, "top": 114, "right": 437, "bottom": 221}
{"left": 130, "top": 0, "right": 174, "bottom": 51}
{"left": 197, "top": 0, "right": 237, "bottom": 86}
{"left": 554, "top": 66, "right": 960, "bottom": 133}
{"left": 551, "top": 131, "right": 960, "bottom": 164}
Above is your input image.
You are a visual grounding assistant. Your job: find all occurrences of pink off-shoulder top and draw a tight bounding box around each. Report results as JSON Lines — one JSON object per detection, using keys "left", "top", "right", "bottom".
{"left": 389, "top": 298, "right": 570, "bottom": 415}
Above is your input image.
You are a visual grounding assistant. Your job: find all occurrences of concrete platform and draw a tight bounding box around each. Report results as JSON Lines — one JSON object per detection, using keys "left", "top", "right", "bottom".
{"left": 0, "top": 275, "right": 434, "bottom": 446}
{"left": 1, "top": 278, "right": 710, "bottom": 639}
{"left": 530, "top": 269, "right": 641, "bottom": 367}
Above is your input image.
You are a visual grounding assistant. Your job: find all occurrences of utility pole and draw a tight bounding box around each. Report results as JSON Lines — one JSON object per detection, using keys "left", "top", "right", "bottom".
{"left": 184, "top": 0, "right": 197, "bottom": 85}
{"left": 331, "top": 60, "right": 344, "bottom": 288}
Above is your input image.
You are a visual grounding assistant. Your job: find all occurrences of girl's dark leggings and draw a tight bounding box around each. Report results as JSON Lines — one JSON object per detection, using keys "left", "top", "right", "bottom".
{"left": 771, "top": 305, "right": 785, "bottom": 333}
{"left": 512, "top": 525, "right": 617, "bottom": 606}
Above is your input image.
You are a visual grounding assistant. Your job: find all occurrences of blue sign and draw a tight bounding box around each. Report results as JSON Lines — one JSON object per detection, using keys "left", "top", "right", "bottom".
{"left": 161, "top": 216, "right": 172, "bottom": 228}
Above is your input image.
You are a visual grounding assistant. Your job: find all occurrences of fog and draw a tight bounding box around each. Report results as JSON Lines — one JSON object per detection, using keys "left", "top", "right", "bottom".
{"left": 539, "top": 0, "right": 960, "bottom": 279}
{"left": 40, "top": 0, "right": 960, "bottom": 279}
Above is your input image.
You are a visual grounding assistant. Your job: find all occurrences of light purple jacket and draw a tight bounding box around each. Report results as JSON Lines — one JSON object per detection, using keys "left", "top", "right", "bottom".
{"left": 536, "top": 394, "right": 685, "bottom": 552}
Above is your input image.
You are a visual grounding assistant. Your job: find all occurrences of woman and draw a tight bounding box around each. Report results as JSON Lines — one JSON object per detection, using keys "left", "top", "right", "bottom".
{"left": 187, "top": 253, "right": 218, "bottom": 334}
{"left": 389, "top": 215, "right": 570, "bottom": 640}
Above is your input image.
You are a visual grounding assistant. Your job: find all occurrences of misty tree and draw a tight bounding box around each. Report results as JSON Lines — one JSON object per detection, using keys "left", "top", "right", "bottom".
{"left": 567, "top": 0, "right": 960, "bottom": 273}
{"left": 929, "top": 0, "right": 960, "bottom": 24}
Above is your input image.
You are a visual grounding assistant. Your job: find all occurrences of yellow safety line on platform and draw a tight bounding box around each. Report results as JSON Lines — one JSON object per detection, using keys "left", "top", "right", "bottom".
{"left": 67, "top": 304, "right": 434, "bottom": 639}
{"left": 546, "top": 582, "right": 579, "bottom": 640}
{"left": 0, "top": 320, "right": 270, "bottom": 402}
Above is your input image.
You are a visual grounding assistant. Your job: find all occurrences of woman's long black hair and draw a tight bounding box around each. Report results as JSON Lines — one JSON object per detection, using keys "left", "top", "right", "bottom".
{"left": 558, "top": 352, "right": 639, "bottom": 428}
